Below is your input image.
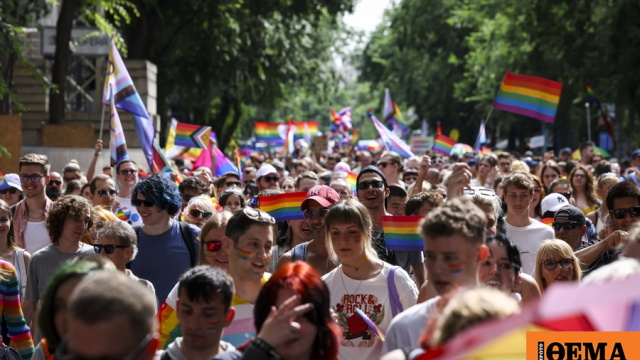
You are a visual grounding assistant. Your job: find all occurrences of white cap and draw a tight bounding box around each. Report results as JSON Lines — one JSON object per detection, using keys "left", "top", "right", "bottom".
{"left": 541, "top": 193, "right": 570, "bottom": 214}
{"left": 256, "top": 164, "right": 278, "bottom": 179}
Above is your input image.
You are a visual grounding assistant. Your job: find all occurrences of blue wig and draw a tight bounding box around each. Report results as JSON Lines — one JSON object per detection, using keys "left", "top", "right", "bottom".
{"left": 132, "top": 174, "right": 182, "bottom": 216}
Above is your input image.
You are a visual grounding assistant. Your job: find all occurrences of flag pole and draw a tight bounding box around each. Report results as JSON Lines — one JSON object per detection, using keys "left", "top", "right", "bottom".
{"left": 585, "top": 102, "right": 591, "bottom": 142}
{"left": 98, "top": 84, "right": 110, "bottom": 147}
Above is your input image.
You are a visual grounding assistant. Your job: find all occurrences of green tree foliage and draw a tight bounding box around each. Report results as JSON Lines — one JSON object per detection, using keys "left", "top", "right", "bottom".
{"left": 360, "top": 0, "right": 640, "bottom": 154}
{"left": 124, "top": 0, "right": 356, "bottom": 150}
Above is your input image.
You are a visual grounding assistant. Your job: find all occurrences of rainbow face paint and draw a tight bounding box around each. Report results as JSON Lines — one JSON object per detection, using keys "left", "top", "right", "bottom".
{"left": 206, "top": 321, "right": 222, "bottom": 332}
{"left": 235, "top": 247, "right": 252, "bottom": 260}
{"left": 449, "top": 263, "right": 463, "bottom": 275}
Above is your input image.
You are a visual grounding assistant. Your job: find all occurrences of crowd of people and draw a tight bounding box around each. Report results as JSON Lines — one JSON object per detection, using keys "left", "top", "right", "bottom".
{"left": 0, "top": 138, "right": 639, "bottom": 359}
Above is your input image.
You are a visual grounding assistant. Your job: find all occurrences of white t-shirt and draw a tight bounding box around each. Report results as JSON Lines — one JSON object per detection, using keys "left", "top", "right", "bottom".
{"left": 382, "top": 296, "right": 440, "bottom": 355}
{"left": 322, "top": 263, "right": 418, "bottom": 360}
{"left": 114, "top": 196, "right": 142, "bottom": 226}
{"left": 506, "top": 219, "right": 555, "bottom": 274}
{"left": 23, "top": 221, "right": 50, "bottom": 255}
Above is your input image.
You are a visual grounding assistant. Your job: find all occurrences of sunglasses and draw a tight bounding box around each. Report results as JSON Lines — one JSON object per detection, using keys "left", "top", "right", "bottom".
{"left": 542, "top": 258, "right": 573, "bottom": 271}
{"left": 262, "top": 176, "right": 279, "bottom": 183}
{"left": 463, "top": 188, "right": 496, "bottom": 197}
{"left": 21, "top": 174, "right": 43, "bottom": 183}
{"left": 94, "top": 244, "right": 129, "bottom": 254}
{"left": 97, "top": 189, "right": 117, "bottom": 197}
{"left": 49, "top": 180, "right": 62, "bottom": 186}
{"left": 357, "top": 180, "right": 384, "bottom": 190}
{"left": 559, "top": 192, "right": 572, "bottom": 201}
{"left": 377, "top": 162, "right": 389, "bottom": 168}
{"left": 611, "top": 206, "right": 640, "bottom": 220}
{"left": 552, "top": 222, "right": 580, "bottom": 231}
{"left": 243, "top": 207, "right": 276, "bottom": 224}
{"left": 226, "top": 181, "right": 242, "bottom": 188}
{"left": 132, "top": 198, "right": 154, "bottom": 207}
{"left": 303, "top": 208, "right": 329, "bottom": 220}
{"left": 189, "top": 209, "right": 213, "bottom": 219}
{"left": 119, "top": 169, "right": 138, "bottom": 175}
{"left": 205, "top": 240, "right": 222, "bottom": 252}
{"left": 0, "top": 188, "right": 18, "bottom": 195}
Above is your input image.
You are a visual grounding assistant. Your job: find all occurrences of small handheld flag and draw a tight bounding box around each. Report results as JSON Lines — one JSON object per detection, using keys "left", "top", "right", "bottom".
{"left": 492, "top": 71, "right": 563, "bottom": 124}
{"left": 432, "top": 134, "right": 456, "bottom": 156}
{"left": 258, "top": 192, "right": 307, "bottom": 222}
{"left": 382, "top": 215, "right": 424, "bottom": 251}
{"left": 370, "top": 114, "right": 414, "bottom": 158}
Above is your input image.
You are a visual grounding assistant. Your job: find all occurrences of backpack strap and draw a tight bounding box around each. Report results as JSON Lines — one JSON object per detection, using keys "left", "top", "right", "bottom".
{"left": 291, "top": 242, "right": 308, "bottom": 261}
{"left": 387, "top": 266, "right": 403, "bottom": 317}
{"left": 178, "top": 221, "right": 197, "bottom": 267}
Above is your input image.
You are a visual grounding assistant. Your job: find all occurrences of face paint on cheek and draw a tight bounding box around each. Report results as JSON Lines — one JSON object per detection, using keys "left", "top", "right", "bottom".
{"left": 449, "top": 263, "right": 463, "bottom": 275}
{"left": 206, "top": 321, "right": 222, "bottom": 332}
{"left": 236, "top": 247, "right": 252, "bottom": 260}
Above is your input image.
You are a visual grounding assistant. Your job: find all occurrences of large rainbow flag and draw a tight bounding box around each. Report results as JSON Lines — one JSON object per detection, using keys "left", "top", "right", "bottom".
{"left": 258, "top": 192, "right": 307, "bottom": 222}
{"left": 254, "top": 121, "right": 318, "bottom": 145}
{"left": 432, "top": 134, "right": 456, "bottom": 156}
{"left": 382, "top": 215, "right": 424, "bottom": 251}
{"left": 493, "top": 71, "right": 563, "bottom": 124}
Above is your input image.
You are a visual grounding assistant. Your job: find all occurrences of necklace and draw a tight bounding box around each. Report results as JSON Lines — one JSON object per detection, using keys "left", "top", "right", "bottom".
{"left": 340, "top": 266, "right": 364, "bottom": 295}
{"left": 342, "top": 254, "right": 368, "bottom": 271}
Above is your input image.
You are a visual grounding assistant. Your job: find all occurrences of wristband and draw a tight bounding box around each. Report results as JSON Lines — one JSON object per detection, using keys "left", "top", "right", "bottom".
{"left": 252, "top": 338, "right": 282, "bottom": 360}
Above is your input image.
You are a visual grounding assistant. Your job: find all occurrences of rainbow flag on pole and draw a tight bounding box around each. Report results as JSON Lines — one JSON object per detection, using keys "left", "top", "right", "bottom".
{"left": 492, "top": 71, "right": 563, "bottom": 124}
{"left": 258, "top": 192, "right": 307, "bottom": 222}
{"left": 382, "top": 216, "right": 424, "bottom": 251}
{"left": 432, "top": 134, "right": 456, "bottom": 156}
{"left": 254, "top": 123, "right": 282, "bottom": 144}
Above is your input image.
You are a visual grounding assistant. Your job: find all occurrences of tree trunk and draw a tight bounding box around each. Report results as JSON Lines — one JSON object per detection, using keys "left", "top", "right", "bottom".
{"left": 49, "top": 0, "right": 78, "bottom": 124}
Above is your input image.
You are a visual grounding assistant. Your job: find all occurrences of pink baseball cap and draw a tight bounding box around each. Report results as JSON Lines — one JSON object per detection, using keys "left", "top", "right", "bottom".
{"left": 301, "top": 185, "right": 341, "bottom": 210}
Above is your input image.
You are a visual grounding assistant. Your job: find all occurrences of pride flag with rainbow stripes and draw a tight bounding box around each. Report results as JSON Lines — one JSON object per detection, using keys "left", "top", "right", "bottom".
{"left": 254, "top": 121, "right": 318, "bottom": 145}
{"left": 258, "top": 192, "right": 307, "bottom": 222}
{"left": 432, "top": 134, "right": 456, "bottom": 156}
{"left": 382, "top": 215, "right": 424, "bottom": 251}
{"left": 493, "top": 71, "right": 563, "bottom": 124}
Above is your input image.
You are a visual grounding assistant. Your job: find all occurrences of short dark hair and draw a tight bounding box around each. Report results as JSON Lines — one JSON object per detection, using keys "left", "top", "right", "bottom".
{"left": 179, "top": 176, "right": 210, "bottom": 196}
{"left": 549, "top": 178, "right": 571, "bottom": 194}
{"left": 178, "top": 265, "right": 234, "bottom": 310}
{"left": 580, "top": 141, "right": 595, "bottom": 152}
{"left": 486, "top": 233, "right": 522, "bottom": 275}
{"left": 606, "top": 181, "right": 640, "bottom": 210}
{"left": 131, "top": 174, "right": 181, "bottom": 216}
{"left": 89, "top": 174, "right": 113, "bottom": 195}
{"left": 115, "top": 159, "right": 137, "bottom": 174}
{"left": 388, "top": 185, "right": 407, "bottom": 199}
{"left": 19, "top": 153, "right": 50, "bottom": 175}
{"left": 225, "top": 208, "right": 275, "bottom": 245}
{"left": 214, "top": 172, "right": 241, "bottom": 189}
{"left": 405, "top": 191, "right": 443, "bottom": 216}
{"left": 218, "top": 188, "right": 245, "bottom": 208}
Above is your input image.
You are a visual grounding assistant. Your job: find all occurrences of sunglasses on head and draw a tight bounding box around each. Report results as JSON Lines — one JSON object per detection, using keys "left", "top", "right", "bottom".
{"left": 552, "top": 221, "right": 580, "bottom": 231}
{"left": 119, "top": 169, "right": 137, "bottom": 175}
{"left": 357, "top": 180, "right": 384, "bottom": 190}
{"left": 49, "top": 180, "right": 62, "bottom": 186}
{"left": 303, "top": 208, "right": 329, "bottom": 220}
{"left": 226, "top": 181, "right": 242, "bottom": 188}
{"left": 611, "top": 206, "right": 640, "bottom": 220}
{"left": 94, "top": 244, "right": 129, "bottom": 255}
{"left": 97, "top": 189, "right": 117, "bottom": 197}
{"left": 205, "top": 240, "right": 222, "bottom": 252}
{"left": 243, "top": 207, "right": 276, "bottom": 224}
{"left": 542, "top": 258, "right": 573, "bottom": 271}
{"left": 21, "top": 174, "right": 43, "bottom": 183}
{"left": 0, "top": 188, "right": 18, "bottom": 195}
{"left": 132, "top": 198, "right": 154, "bottom": 207}
{"left": 189, "top": 209, "right": 213, "bottom": 219}
{"left": 262, "top": 176, "right": 279, "bottom": 183}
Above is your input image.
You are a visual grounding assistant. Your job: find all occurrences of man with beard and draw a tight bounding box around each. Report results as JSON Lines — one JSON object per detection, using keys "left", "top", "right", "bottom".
{"left": 276, "top": 185, "right": 341, "bottom": 276}
{"left": 14, "top": 154, "right": 54, "bottom": 254}
{"left": 46, "top": 171, "right": 63, "bottom": 201}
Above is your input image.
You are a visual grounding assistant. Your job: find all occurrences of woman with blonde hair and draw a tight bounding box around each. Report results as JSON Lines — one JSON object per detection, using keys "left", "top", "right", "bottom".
{"left": 184, "top": 195, "right": 217, "bottom": 228}
{"left": 321, "top": 199, "right": 418, "bottom": 360}
{"left": 534, "top": 239, "right": 581, "bottom": 292}
{"left": 587, "top": 173, "right": 619, "bottom": 234}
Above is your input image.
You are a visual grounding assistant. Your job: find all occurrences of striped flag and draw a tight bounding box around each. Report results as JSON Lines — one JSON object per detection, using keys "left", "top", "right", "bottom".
{"left": 108, "top": 88, "right": 129, "bottom": 167}
{"left": 346, "top": 172, "right": 357, "bottom": 193}
{"left": 382, "top": 215, "right": 424, "bottom": 251}
{"left": 174, "top": 122, "right": 212, "bottom": 149}
{"left": 432, "top": 134, "right": 456, "bottom": 156}
{"left": 258, "top": 192, "right": 307, "bottom": 222}
{"left": 370, "top": 114, "right": 414, "bottom": 158}
{"left": 214, "top": 145, "right": 239, "bottom": 176}
{"left": 164, "top": 119, "right": 203, "bottom": 161}
{"left": 493, "top": 71, "right": 563, "bottom": 123}
{"left": 103, "top": 40, "right": 162, "bottom": 172}
{"left": 383, "top": 88, "right": 409, "bottom": 137}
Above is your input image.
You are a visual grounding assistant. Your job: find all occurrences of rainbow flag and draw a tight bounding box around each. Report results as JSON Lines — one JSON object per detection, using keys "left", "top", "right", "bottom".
{"left": 164, "top": 119, "right": 203, "bottom": 161}
{"left": 346, "top": 172, "right": 357, "bottom": 193}
{"left": 174, "top": 122, "right": 211, "bottom": 149}
{"left": 254, "top": 121, "right": 318, "bottom": 145}
{"left": 493, "top": 71, "right": 563, "bottom": 124}
{"left": 432, "top": 134, "right": 456, "bottom": 156}
{"left": 297, "top": 121, "right": 318, "bottom": 138}
{"left": 382, "top": 215, "right": 424, "bottom": 251}
{"left": 258, "top": 192, "right": 307, "bottom": 222}
{"left": 477, "top": 146, "right": 493, "bottom": 157}
{"left": 540, "top": 217, "right": 554, "bottom": 226}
